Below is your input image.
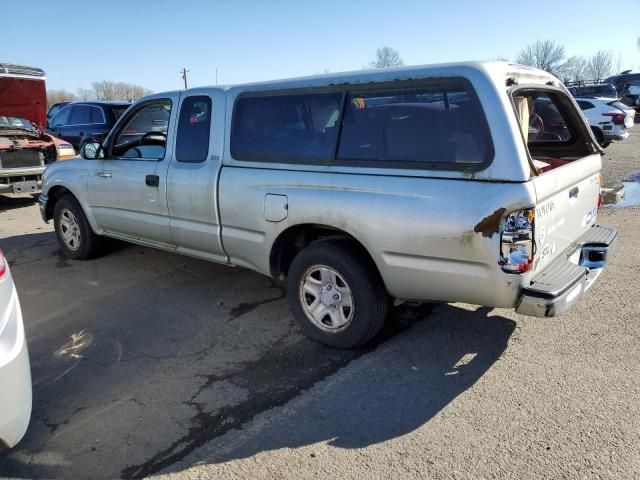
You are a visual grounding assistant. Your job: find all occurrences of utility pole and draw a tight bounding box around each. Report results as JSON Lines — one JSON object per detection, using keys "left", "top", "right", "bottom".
{"left": 180, "top": 67, "right": 190, "bottom": 89}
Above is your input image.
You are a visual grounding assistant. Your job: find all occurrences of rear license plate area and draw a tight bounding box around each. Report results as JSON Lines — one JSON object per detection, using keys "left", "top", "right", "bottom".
{"left": 12, "top": 180, "right": 38, "bottom": 194}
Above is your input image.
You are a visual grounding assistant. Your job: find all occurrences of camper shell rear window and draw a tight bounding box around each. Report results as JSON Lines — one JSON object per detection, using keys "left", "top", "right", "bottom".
{"left": 510, "top": 86, "right": 594, "bottom": 174}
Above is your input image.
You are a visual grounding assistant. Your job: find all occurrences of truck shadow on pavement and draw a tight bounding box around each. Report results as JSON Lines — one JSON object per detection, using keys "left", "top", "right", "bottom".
{"left": 0, "top": 231, "right": 516, "bottom": 479}
{"left": 137, "top": 305, "right": 516, "bottom": 478}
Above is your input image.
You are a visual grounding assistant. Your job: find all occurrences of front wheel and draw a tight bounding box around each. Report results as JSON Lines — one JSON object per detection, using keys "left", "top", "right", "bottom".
{"left": 286, "top": 241, "right": 388, "bottom": 348}
{"left": 53, "top": 195, "right": 103, "bottom": 260}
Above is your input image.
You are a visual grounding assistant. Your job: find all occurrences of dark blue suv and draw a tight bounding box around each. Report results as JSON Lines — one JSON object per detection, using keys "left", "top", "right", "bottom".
{"left": 46, "top": 101, "right": 130, "bottom": 152}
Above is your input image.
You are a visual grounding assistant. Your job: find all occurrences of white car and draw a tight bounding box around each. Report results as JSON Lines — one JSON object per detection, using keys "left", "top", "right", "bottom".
{"left": 0, "top": 248, "right": 32, "bottom": 447}
{"left": 575, "top": 97, "right": 635, "bottom": 147}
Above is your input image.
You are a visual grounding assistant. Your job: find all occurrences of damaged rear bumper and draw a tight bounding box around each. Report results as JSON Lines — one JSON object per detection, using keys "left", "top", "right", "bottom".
{"left": 516, "top": 225, "right": 617, "bottom": 317}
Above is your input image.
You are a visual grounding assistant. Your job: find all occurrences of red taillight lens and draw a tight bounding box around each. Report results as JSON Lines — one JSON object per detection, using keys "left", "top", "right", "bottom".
{"left": 597, "top": 173, "right": 603, "bottom": 210}
{"left": 500, "top": 208, "right": 535, "bottom": 274}
{"left": 603, "top": 112, "right": 626, "bottom": 123}
{"left": 0, "top": 249, "right": 6, "bottom": 278}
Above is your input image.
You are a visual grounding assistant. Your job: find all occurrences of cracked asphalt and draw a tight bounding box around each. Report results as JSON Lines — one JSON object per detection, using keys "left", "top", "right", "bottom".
{"left": 0, "top": 130, "right": 639, "bottom": 479}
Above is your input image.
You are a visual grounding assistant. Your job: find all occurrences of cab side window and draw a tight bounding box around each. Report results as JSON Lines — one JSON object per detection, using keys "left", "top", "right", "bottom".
{"left": 111, "top": 100, "right": 171, "bottom": 160}
{"left": 176, "top": 96, "right": 212, "bottom": 163}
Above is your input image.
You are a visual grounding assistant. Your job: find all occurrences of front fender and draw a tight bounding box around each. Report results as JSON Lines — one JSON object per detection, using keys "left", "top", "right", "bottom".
{"left": 41, "top": 160, "right": 103, "bottom": 235}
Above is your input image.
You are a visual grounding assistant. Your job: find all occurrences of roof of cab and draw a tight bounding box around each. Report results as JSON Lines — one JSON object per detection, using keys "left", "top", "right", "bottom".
{"left": 185, "top": 61, "right": 559, "bottom": 95}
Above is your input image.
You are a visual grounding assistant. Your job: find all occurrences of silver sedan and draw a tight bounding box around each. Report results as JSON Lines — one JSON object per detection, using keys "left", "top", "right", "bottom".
{"left": 0, "top": 248, "right": 32, "bottom": 447}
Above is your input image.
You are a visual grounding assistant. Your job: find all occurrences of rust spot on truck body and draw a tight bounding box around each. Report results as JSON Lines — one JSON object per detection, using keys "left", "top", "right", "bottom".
{"left": 474, "top": 208, "right": 506, "bottom": 238}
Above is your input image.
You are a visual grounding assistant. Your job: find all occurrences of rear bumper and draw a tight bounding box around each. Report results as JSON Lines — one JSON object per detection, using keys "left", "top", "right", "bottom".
{"left": 516, "top": 225, "right": 617, "bottom": 317}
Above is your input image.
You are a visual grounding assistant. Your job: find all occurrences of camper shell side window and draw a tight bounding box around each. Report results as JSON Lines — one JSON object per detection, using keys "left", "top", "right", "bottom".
{"left": 230, "top": 78, "right": 495, "bottom": 172}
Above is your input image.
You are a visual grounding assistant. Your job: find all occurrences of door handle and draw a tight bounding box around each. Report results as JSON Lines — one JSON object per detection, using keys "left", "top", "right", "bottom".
{"left": 569, "top": 186, "right": 579, "bottom": 198}
{"left": 146, "top": 174, "right": 159, "bottom": 187}
{"left": 97, "top": 172, "right": 112, "bottom": 178}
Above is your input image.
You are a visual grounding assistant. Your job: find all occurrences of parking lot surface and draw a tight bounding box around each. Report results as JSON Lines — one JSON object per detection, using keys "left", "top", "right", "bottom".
{"left": 0, "top": 130, "right": 639, "bottom": 479}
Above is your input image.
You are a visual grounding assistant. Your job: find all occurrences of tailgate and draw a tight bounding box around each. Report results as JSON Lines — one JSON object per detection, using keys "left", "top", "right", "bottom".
{"left": 531, "top": 155, "right": 601, "bottom": 271}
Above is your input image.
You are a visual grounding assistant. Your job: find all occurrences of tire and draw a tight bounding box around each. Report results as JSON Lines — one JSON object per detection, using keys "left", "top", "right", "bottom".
{"left": 53, "top": 194, "right": 102, "bottom": 260}
{"left": 286, "top": 241, "right": 388, "bottom": 348}
{"left": 591, "top": 127, "right": 606, "bottom": 148}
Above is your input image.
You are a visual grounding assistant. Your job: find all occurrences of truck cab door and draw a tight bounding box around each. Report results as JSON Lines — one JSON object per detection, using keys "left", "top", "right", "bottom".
{"left": 166, "top": 90, "right": 228, "bottom": 263}
{"left": 87, "top": 93, "right": 180, "bottom": 248}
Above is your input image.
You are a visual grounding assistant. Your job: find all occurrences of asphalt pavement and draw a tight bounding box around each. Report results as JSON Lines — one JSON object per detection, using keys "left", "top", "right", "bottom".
{"left": 0, "top": 130, "right": 638, "bottom": 479}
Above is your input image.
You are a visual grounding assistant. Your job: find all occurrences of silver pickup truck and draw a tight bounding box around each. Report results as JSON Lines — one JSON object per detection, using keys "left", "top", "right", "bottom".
{"left": 40, "top": 62, "right": 617, "bottom": 348}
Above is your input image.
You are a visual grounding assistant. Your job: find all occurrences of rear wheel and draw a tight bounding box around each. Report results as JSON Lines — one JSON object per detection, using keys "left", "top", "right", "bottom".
{"left": 53, "top": 195, "right": 102, "bottom": 260}
{"left": 286, "top": 241, "right": 388, "bottom": 348}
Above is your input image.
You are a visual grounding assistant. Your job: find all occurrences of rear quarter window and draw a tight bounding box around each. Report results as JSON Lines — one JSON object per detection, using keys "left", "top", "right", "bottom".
{"left": 176, "top": 96, "right": 212, "bottom": 163}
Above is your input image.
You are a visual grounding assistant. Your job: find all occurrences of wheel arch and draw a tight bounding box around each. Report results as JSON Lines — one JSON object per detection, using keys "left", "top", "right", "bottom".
{"left": 269, "top": 223, "right": 386, "bottom": 288}
{"left": 44, "top": 184, "right": 101, "bottom": 235}
{"left": 44, "top": 185, "right": 74, "bottom": 221}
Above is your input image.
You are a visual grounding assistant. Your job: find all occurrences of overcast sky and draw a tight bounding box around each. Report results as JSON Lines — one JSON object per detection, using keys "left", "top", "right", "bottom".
{"left": 3, "top": 0, "right": 639, "bottom": 93}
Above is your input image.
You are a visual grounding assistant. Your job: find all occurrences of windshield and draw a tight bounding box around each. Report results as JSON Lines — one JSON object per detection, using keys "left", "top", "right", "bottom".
{"left": 0, "top": 116, "right": 36, "bottom": 131}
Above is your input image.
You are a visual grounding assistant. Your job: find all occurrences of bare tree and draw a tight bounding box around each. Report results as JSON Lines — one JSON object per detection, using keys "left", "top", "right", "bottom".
{"left": 613, "top": 52, "right": 624, "bottom": 75}
{"left": 586, "top": 50, "right": 613, "bottom": 82}
{"left": 91, "top": 81, "right": 153, "bottom": 101}
{"left": 369, "top": 46, "right": 404, "bottom": 68}
{"left": 557, "top": 56, "right": 588, "bottom": 83}
{"left": 47, "top": 89, "right": 78, "bottom": 108}
{"left": 516, "top": 40, "right": 566, "bottom": 76}
{"left": 76, "top": 87, "right": 94, "bottom": 101}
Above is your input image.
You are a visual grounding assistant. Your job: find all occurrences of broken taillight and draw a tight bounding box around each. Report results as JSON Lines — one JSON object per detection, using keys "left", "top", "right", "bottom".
{"left": 597, "top": 173, "right": 603, "bottom": 211}
{"left": 499, "top": 208, "right": 535, "bottom": 273}
{"left": 0, "top": 249, "right": 6, "bottom": 278}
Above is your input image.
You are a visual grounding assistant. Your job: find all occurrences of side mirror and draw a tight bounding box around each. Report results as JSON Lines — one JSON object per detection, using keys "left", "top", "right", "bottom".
{"left": 81, "top": 141, "right": 105, "bottom": 160}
